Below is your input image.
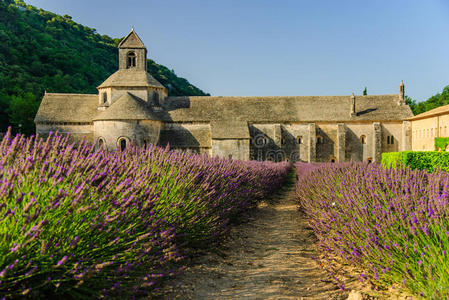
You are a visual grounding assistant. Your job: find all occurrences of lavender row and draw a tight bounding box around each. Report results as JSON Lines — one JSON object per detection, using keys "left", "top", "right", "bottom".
{"left": 0, "top": 129, "right": 290, "bottom": 298}
{"left": 295, "top": 162, "right": 449, "bottom": 298}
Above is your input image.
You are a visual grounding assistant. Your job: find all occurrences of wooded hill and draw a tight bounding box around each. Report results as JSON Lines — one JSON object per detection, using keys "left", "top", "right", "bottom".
{"left": 406, "top": 85, "right": 449, "bottom": 116}
{"left": 0, "top": 0, "right": 208, "bottom": 135}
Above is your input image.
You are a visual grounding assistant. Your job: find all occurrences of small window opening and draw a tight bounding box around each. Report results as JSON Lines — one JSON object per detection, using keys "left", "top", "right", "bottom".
{"left": 297, "top": 136, "right": 302, "bottom": 144}
{"left": 102, "top": 92, "right": 107, "bottom": 104}
{"left": 153, "top": 92, "right": 160, "bottom": 106}
{"left": 127, "top": 52, "right": 136, "bottom": 68}
{"left": 120, "top": 139, "right": 127, "bottom": 151}
{"left": 330, "top": 158, "right": 336, "bottom": 163}
{"left": 387, "top": 135, "right": 394, "bottom": 145}
{"left": 360, "top": 135, "right": 366, "bottom": 144}
{"left": 281, "top": 138, "right": 285, "bottom": 145}
{"left": 317, "top": 136, "right": 324, "bottom": 144}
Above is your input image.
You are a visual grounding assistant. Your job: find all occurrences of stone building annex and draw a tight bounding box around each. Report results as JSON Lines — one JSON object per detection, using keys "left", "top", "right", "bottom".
{"left": 35, "top": 29, "right": 414, "bottom": 162}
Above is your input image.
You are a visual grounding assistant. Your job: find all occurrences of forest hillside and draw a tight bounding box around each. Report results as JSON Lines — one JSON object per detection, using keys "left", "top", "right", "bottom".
{"left": 0, "top": 0, "right": 208, "bottom": 134}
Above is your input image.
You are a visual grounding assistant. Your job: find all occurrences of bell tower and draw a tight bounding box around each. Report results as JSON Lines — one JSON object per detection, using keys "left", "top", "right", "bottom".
{"left": 118, "top": 28, "right": 147, "bottom": 71}
{"left": 97, "top": 28, "right": 168, "bottom": 109}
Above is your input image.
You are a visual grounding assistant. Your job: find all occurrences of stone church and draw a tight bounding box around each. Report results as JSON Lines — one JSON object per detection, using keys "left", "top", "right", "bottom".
{"left": 35, "top": 29, "right": 414, "bottom": 162}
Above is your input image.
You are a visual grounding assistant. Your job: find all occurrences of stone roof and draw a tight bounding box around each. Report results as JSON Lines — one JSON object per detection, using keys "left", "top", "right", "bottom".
{"left": 93, "top": 92, "right": 160, "bottom": 121}
{"left": 162, "top": 95, "right": 414, "bottom": 123}
{"left": 409, "top": 104, "right": 449, "bottom": 120}
{"left": 34, "top": 93, "right": 98, "bottom": 123}
{"left": 118, "top": 29, "right": 146, "bottom": 49}
{"left": 211, "top": 120, "right": 250, "bottom": 139}
{"left": 159, "top": 124, "right": 211, "bottom": 148}
{"left": 98, "top": 69, "right": 165, "bottom": 89}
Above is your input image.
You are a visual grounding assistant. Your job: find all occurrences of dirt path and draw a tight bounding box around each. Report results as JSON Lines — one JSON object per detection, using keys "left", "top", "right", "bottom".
{"left": 155, "top": 179, "right": 349, "bottom": 299}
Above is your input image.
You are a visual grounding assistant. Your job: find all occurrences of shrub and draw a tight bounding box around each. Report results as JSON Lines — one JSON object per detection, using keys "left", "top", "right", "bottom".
{"left": 0, "top": 129, "right": 290, "bottom": 298}
{"left": 381, "top": 151, "right": 449, "bottom": 173}
{"left": 435, "top": 137, "right": 449, "bottom": 151}
{"left": 296, "top": 162, "right": 449, "bottom": 298}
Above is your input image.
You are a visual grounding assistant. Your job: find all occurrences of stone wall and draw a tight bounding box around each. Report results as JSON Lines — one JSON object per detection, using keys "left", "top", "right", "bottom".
{"left": 36, "top": 123, "right": 94, "bottom": 143}
{"left": 410, "top": 116, "right": 449, "bottom": 151}
{"left": 280, "top": 124, "right": 310, "bottom": 162}
{"left": 93, "top": 120, "right": 161, "bottom": 150}
{"left": 345, "top": 123, "right": 374, "bottom": 161}
{"left": 212, "top": 139, "right": 250, "bottom": 160}
{"left": 119, "top": 48, "right": 147, "bottom": 70}
{"left": 159, "top": 122, "right": 211, "bottom": 154}
{"left": 315, "top": 124, "right": 337, "bottom": 162}
{"left": 381, "top": 122, "right": 402, "bottom": 153}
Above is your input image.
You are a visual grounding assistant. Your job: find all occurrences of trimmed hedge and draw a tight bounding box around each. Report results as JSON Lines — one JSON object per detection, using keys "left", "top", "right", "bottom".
{"left": 381, "top": 151, "right": 449, "bottom": 173}
{"left": 435, "top": 137, "right": 449, "bottom": 151}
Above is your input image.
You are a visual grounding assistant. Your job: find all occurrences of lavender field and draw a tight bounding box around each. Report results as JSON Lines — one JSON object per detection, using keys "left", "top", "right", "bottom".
{"left": 296, "top": 162, "right": 449, "bottom": 299}
{"left": 0, "top": 130, "right": 290, "bottom": 298}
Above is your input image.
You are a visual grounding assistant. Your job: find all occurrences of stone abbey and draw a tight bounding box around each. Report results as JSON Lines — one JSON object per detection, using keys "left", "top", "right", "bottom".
{"left": 35, "top": 29, "right": 414, "bottom": 162}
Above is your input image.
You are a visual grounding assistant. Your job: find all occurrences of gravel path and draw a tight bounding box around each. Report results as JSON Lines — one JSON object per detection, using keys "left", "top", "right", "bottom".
{"left": 155, "top": 178, "right": 349, "bottom": 299}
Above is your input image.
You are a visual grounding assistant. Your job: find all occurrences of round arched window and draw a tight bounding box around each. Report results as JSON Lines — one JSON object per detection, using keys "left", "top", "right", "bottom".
{"left": 127, "top": 52, "right": 136, "bottom": 68}
{"left": 97, "top": 137, "right": 106, "bottom": 150}
{"left": 117, "top": 137, "right": 129, "bottom": 151}
{"left": 120, "top": 139, "right": 127, "bottom": 151}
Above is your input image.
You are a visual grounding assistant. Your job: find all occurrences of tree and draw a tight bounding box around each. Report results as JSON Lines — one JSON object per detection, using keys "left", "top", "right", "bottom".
{"left": 363, "top": 87, "right": 367, "bottom": 96}
{"left": 7, "top": 92, "right": 40, "bottom": 135}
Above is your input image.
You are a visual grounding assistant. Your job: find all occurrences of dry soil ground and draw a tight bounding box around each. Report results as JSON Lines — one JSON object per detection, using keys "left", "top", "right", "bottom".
{"left": 155, "top": 178, "right": 350, "bottom": 299}
{"left": 154, "top": 177, "right": 409, "bottom": 300}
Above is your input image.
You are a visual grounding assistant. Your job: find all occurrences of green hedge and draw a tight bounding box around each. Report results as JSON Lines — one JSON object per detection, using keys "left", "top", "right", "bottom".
{"left": 435, "top": 137, "right": 449, "bottom": 151}
{"left": 381, "top": 151, "right": 449, "bottom": 173}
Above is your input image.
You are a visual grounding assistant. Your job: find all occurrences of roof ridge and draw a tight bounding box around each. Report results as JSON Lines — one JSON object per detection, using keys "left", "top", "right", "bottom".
{"left": 45, "top": 93, "right": 97, "bottom": 96}
{"left": 166, "top": 94, "right": 399, "bottom": 99}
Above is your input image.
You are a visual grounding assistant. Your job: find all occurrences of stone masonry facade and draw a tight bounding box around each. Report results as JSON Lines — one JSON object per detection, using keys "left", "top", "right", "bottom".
{"left": 35, "top": 29, "right": 414, "bottom": 162}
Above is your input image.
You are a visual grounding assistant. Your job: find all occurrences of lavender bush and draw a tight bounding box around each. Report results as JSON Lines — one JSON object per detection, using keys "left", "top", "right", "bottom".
{"left": 296, "top": 162, "right": 449, "bottom": 299}
{"left": 0, "top": 129, "right": 290, "bottom": 298}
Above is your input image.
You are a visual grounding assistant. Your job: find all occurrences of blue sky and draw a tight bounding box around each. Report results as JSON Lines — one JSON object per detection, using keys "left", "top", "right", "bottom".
{"left": 25, "top": 0, "right": 449, "bottom": 102}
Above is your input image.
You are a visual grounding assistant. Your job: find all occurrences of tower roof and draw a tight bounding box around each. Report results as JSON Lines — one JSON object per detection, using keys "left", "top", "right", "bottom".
{"left": 118, "top": 28, "right": 146, "bottom": 49}
{"left": 93, "top": 92, "right": 160, "bottom": 121}
{"left": 97, "top": 69, "right": 165, "bottom": 89}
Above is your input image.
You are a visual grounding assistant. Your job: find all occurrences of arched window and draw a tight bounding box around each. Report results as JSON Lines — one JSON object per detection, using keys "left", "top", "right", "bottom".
{"left": 281, "top": 138, "right": 285, "bottom": 145}
{"left": 297, "top": 136, "right": 302, "bottom": 144}
{"left": 127, "top": 52, "right": 136, "bottom": 68}
{"left": 387, "top": 136, "right": 390, "bottom": 144}
{"left": 102, "top": 92, "right": 107, "bottom": 104}
{"left": 316, "top": 135, "right": 324, "bottom": 144}
{"left": 97, "top": 138, "right": 106, "bottom": 150}
{"left": 120, "top": 139, "right": 127, "bottom": 151}
{"left": 118, "top": 138, "right": 128, "bottom": 151}
{"left": 360, "top": 135, "right": 366, "bottom": 144}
